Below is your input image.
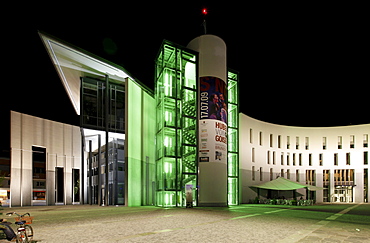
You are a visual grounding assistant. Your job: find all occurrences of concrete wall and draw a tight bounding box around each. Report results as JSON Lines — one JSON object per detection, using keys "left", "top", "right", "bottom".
{"left": 10, "top": 111, "right": 81, "bottom": 206}
{"left": 240, "top": 113, "right": 370, "bottom": 203}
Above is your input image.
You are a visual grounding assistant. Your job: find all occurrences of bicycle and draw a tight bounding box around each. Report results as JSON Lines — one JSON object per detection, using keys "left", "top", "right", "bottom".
{"left": 4, "top": 212, "right": 34, "bottom": 242}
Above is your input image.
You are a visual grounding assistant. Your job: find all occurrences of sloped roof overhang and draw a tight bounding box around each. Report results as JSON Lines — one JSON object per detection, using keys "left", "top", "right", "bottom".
{"left": 39, "top": 31, "right": 135, "bottom": 115}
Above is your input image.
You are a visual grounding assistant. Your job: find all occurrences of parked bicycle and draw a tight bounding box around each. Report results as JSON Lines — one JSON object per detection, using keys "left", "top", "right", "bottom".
{"left": 0, "top": 212, "right": 34, "bottom": 242}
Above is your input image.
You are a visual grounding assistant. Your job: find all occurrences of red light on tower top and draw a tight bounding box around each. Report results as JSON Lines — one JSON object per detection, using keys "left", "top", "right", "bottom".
{"left": 202, "top": 8, "right": 208, "bottom": 15}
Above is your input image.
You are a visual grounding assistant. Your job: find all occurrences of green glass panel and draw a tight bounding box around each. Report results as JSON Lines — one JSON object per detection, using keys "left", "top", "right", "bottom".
{"left": 228, "top": 153, "right": 238, "bottom": 177}
{"left": 228, "top": 80, "right": 238, "bottom": 104}
{"left": 228, "top": 128, "right": 238, "bottom": 152}
{"left": 228, "top": 103, "right": 238, "bottom": 128}
{"left": 228, "top": 177, "right": 238, "bottom": 205}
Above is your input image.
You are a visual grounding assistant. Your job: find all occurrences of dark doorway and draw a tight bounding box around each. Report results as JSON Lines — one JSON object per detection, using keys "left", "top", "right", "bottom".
{"left": 55, "top": 167, "right": 64, "bottom": 203}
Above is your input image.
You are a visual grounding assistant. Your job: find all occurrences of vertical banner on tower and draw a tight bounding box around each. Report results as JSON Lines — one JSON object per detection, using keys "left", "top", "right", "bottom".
{"left": 199, "top": 76, "right": 227, "bottom": 163}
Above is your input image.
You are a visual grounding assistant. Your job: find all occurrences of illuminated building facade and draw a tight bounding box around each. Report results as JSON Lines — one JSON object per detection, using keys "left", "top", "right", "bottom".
{"left": 240, "top": 114, "right": 369, "bottom": 203}
{"left": 2, "top": 31, "right": 367, "bottom": 208}
{"left": 154, "top": 38, "right": 240, "bottom": 207}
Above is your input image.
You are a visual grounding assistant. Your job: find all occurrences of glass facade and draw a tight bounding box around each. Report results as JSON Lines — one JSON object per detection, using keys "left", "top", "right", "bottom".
{"left": 81, "top": 77, "right": 125, "bottom": 133}
{"left": 227, "top": 70, "right": 239, "bottom": 205}
{"left": 155, "top": 41, "right": 198, "bottom": 207}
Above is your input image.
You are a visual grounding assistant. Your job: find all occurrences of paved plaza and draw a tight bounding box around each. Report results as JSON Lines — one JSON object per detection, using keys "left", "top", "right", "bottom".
{"left": 1, "top": 203, "right": 369, "bottom": 242}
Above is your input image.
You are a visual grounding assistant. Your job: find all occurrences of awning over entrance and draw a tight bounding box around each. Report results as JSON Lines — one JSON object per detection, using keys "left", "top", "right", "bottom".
{"left": 251, "top": 177, "right": 323, "bottom": 191}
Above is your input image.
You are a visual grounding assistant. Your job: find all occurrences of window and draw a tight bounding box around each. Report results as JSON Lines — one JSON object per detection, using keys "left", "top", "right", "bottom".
{"left": 346, "top": 153, "right": 351, "bottom": 165}
{"left": 287, "top": 169, "right": 290, "bottom": 179}
{"left": 305, "top": 137, "right": 309, "bottom": 150}
{"left": 270, "top": 134, "right": 273, "bottom": 147}
{"left": 350, "top": 135, "right": 355, "bottom": 148}
{"left": 293, "top": 153, "right": 296, "bottom": 166}
{"left": 252, "top": 166, "right": 255, "bottom": 180}
{"left": 281, "top": 169, "right": 284, "bottom": 178}
{"left": 309, "top": 154, "right": 312, "bottom": 166}
{"left": 306, "top": 170, "right": 315, "bottom": 185}
{"left": 287, "top": 153, "right": 290, "bottom": 166}
{"left": 299, "top": 153, "right": 302, "bottom": 166}
{"left": 273, "top": 151, "right": 276, "bottom": 165}
{"left": 270, "top": 168, "right": 273, "bottom": 180}
{"left": 267, "top": 151, "right": 270, "bottom": 164}
{"left": 338, "top": 136, "right": 342, "bottom": 149}
{"left": 252, "top": 148, "right": 255, "bottom": 162}
{"left": 250, "top": 129, "right": 253, "bottom": 143}
{"left": 278, "top": 135, "right": 281, "bottom": 148}
{"left": 287, "top": 136, "right": 290, "bottom": 149}
{"left": 364, "top": 134, "right": 368, "bottom": 148}
{"left": 281, "top": 152, "right": 284, "bottom": 165}
{"left": 323, "top": 137, "right": 327, "bottom": 150}
{"left": 334, "top": 153, "right": 338, "bottom": 166}
{"left": 296, "top": 169, "right": 300, "bottom": 182}
{"left": 319, "top": 153, "right": 323, "bottom": 166}
{"left": 365, "top": 151, "right": 368, "bottom": 165}
{"left": 296, "top": 137, "right": 299, "bottom": 149}
{"left": 260, "top": 167, "right": 263, "bottom": 181}
{"left": 259, "top": 132, "right": 263, "bottom": 146}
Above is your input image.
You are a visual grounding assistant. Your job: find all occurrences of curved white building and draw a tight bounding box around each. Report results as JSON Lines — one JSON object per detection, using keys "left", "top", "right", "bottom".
{"left": 240, "top": 113, "right": 369, "bottom": 203}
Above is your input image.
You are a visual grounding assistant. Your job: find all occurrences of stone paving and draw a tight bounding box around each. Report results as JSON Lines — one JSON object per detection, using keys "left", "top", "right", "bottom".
{"left": 1, "top": 203, "right": 369, "bottom": 242}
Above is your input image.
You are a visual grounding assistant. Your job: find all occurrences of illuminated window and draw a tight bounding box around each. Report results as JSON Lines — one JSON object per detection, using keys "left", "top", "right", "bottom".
{"left": 350, "top": 135, "right": 355, "bottom": 148}
{"left": 287, "top": 136, "right": 290, "bottom": 149}
{"left": 319, "top": 153, "right": 323, "bottom": 166}
{"left": 338, "top": 136, "right": 342, "bottom": 149}
{"left": 364, "top": 134, "right": 368, "bottom": 148}
{"left": 296, "top": 137, "right": 299, "bottom": 149}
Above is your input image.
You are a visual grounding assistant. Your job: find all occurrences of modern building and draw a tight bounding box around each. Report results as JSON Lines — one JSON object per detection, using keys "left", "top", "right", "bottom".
{"left": 240, "top": 114, "right": 369, "bottom": 203}
{"left": 0, "top": 31, "right": 368, "bottom": 207}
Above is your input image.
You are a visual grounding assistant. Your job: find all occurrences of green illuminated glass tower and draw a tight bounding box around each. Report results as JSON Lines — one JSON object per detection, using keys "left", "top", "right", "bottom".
{"left": 155, "top": 38, "right": 239, "bottom": 207}
{"left": 155, "top": 41, "right": 198, "bottom": 207}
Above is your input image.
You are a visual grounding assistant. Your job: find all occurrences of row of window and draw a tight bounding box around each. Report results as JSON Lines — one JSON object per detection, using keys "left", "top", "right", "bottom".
{"left": 251, "top": 167, "right": 356, "bottom": 183}
{"left": 251, "top": 148, "right": 369, "bottom": 166}
{"left": 250, "top": 129, "right": 369, "bottom": 149}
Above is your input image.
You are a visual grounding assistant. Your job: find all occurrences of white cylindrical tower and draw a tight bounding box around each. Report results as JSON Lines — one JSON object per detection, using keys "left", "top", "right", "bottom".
{"left": 187, "top": 35, "right": 228, "bottom": 206}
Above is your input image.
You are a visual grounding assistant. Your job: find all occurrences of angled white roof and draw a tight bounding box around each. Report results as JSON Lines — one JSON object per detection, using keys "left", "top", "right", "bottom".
{"left": 39, "top": 32, "right": 134, "bottom": 115}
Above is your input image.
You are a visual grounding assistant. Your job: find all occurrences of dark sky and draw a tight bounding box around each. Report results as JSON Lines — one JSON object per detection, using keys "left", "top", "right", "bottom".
{"left": 3, "top": 2, "right": 369, "bottom": 128}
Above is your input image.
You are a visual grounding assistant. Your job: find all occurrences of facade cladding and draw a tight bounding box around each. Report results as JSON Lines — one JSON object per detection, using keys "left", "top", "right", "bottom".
{"left": 1, "top": 32, "right": 368, "bottom": 207}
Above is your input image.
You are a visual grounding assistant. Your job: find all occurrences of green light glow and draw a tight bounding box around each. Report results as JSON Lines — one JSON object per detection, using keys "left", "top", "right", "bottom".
{"left": 126, "top": 78, "right": 156, "bottom": 206}
{"left": 155, "top": 41, "right": 198, "bottom": 207}
{"left": 227, "top": 70, "right": 239, "bottom": 206}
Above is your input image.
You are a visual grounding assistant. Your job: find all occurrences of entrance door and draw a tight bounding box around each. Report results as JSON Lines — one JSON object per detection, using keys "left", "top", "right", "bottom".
{"left": 55, "top": 167, "right": 64, "bottom": 204}
{"left": 333, "top": 186, "right": 353, "bottom": 202}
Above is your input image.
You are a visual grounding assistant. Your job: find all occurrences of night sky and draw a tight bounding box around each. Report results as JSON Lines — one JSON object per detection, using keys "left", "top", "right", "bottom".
{"left": 3, "top": 2, "right": 369, "bottom": 128}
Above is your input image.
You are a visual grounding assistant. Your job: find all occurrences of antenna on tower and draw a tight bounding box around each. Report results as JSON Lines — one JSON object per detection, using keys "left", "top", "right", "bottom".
{"left": 201, "top": 8, "right": 208, "bottom": 34}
